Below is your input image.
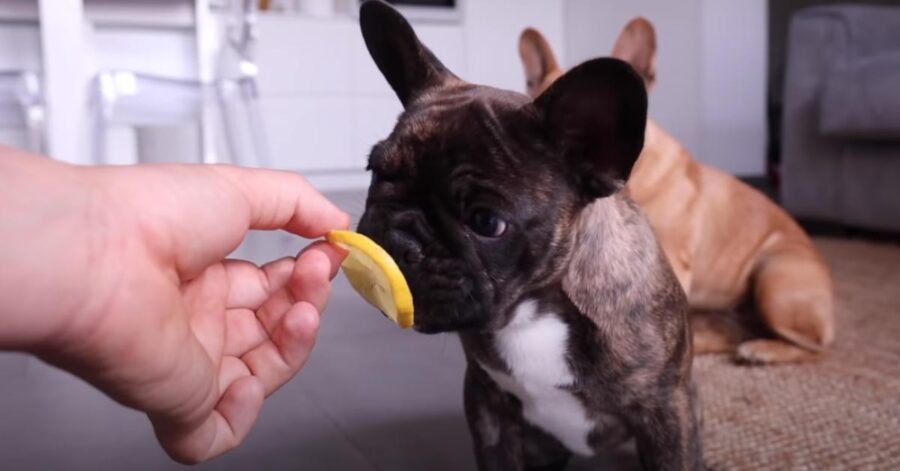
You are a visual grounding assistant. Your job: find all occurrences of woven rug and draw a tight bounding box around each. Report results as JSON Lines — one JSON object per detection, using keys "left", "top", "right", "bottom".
{"left": 695, "top": 238, "right": 900, "bottom": 470}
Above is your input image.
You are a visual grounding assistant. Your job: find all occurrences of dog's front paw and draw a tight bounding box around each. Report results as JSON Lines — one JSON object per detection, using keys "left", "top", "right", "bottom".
{"left": 735, "top": 339, "right": 820, "bottom": 365}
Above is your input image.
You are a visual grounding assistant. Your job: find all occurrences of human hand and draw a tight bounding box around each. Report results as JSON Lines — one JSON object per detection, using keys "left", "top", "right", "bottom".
{"left": 0, "top": 150, "right": 350, "bottom": 463}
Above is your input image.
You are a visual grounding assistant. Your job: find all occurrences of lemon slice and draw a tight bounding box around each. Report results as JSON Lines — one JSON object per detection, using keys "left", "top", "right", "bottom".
{"left": 326, "top": 230, "right": 414, "bottom": 328}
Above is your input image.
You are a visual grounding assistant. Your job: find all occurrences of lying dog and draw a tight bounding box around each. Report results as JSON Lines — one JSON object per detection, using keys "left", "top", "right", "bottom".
{"left": 519, "top": 19, "right": 835, "bottom": 364}
{"left": 355, "top": 2, "right": 703, "bottom": 470}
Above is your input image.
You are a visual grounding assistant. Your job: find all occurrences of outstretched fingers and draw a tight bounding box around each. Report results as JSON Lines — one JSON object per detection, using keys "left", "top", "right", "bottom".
{"left": 154, "top": 373, "right": 265, "bottom": 464}
{"left": 224, "top": 243, "right": 342, "bottom": 357}
{"left": 241, "top": 301, "right": 321, "bottom": 396}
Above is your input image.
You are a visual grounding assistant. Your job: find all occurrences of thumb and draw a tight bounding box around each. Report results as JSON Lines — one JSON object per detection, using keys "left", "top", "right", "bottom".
{"left": 211, "top": 165, "right": 351, "bottom": 237}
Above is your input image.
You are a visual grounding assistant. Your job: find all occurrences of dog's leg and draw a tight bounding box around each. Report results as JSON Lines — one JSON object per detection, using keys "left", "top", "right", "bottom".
{"left": 690, "top": 310, "right": 745, "bottom": 354}
{"left": 736, "top": 338, "right": 821, "bottom": 364}
{"left": 524, "top": 461, "right": 570, "bottom": 471}
{"left": 737, "top": 246, "right": 835, "bottom": 364}
{"left": 464, "top": 362, "right": 527, "bottom": 471}
{"left": 631, "top": 381, "right": 704, "bottom": 471}
{"left": 464, "top": 363, "right": 572, "bottom": 471}
{"left": 520, "top": 421, "right": 573, "bottom": 471}
{"left": 658, "top": 238, "right": 693, "bottom": 298}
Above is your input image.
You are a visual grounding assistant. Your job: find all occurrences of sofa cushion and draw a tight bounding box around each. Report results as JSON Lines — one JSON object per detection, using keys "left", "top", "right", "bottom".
{"left": 820, "top": 51, "right": 900, "bottom": 142}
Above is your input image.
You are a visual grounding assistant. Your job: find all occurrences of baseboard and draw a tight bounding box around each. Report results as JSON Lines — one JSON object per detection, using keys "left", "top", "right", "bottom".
{"left": 795, "top": 218, "right": 900, "bottom": 243}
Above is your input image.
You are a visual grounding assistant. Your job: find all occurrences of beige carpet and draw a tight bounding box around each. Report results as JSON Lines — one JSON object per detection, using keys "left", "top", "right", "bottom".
{"left": 696, "top": 238, "right": 900, "bottom": 470}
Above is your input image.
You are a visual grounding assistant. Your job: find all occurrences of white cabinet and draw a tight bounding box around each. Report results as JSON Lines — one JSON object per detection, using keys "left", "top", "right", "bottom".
{"left": 257, "top": 17, "right": 355, "bottom": 95}
{"left": 464, "top": 0, "right": 565, "bottom": 92}
{"left": 0, "top": 24, "right": 42, "bottom": 71}
{"left": 254, "top": 1, "right": 563, "bottom": 190}
{"left": 260, "top": 95, "right": 355, "bottom": 172}
{"left": 352, "top": 95, "right": 402, "bottom": 162}
{"left": 415, "top": 24, "right": 467, "bottom": 76}
{"left": 256, "top": 15, "right": 466, "bottom": 185}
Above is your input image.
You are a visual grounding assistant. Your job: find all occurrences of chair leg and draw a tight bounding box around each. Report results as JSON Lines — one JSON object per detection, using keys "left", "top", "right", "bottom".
{"left": 92, "top": 74, "right": 114, "bottom": 165}
{"left": 92, "top": 111, "right": 108, "bottom": 165}
{"left": 218, "top": 78, "right": 269, "bottom": 168}
{"left": 243, "top": 79, "right": 270, "bottom": 168}
{"left": 218, "top": 87, "right": 242, "bottom": 166}
{"left": 199, "top": 104, "right": 219, "bottom": 165}
{"left": 24, "top": 104, "right": 45, "bottom": 154}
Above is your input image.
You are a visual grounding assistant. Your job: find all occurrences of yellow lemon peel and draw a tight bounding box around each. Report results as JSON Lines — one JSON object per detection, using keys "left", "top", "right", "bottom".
{"left": 326, "top": 230, "right": 414, "bottom": 329}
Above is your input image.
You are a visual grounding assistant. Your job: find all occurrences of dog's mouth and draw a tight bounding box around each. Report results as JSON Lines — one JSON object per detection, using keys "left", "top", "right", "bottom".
{"left": 413, "top": 299, "right": 488, "bottom": 333}
{"left": 405, "top": 276, "right": 487, "bottom": 334}
{"left": 392, "top": 257, "right": 489, "bottom": 334}
{"left": 412, "top": 323, "right": 446, "bottom": 335}
{"left": 411, "top": 311, "right": 484, "bottom": 334}
{"left": 357, "top": 211, "right": 490, "bottom": 334}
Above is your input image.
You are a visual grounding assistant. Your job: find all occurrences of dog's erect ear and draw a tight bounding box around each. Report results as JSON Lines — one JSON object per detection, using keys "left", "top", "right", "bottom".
{"left": 360, "top": 0, "right": 454, "bottom": 107}
{"left": 534, "top": 58, "right": 647, "bottom": 200}
{"left": 519, "top": 28, "right": 561, "bottom": 98}
{"left": 612, "top": 17, "right": 657, "bottom": 89}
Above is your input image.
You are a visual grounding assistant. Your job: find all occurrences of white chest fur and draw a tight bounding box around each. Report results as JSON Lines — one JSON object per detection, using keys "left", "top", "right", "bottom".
{"left": 479, "top": 301, "right": 595, "bottom": 456}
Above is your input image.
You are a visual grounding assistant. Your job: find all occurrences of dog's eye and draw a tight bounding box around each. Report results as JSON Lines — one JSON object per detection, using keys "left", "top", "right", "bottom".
{"left": 467, "top": 208, "right": 508, "bottom": 238}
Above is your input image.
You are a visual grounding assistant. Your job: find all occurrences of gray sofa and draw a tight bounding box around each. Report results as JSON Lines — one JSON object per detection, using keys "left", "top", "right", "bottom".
{"left": 781, "top": 5, "right": 900, "bottom": 232}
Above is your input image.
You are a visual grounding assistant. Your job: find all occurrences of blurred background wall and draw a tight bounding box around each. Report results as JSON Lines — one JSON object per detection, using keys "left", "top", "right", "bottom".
{"left": 0, "top": 0, "right": 770, "bottom": 191}
{"left": 565, "top": 0, "right": 767, "bottom": 176}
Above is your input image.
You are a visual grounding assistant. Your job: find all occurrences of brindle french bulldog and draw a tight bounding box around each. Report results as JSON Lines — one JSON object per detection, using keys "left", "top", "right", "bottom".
{"left": 355, "top": 2, "right": 703, "bottom": 470}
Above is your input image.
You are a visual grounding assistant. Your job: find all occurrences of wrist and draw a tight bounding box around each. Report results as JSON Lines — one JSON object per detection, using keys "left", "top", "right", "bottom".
{"left": 0, "top": 151, "right": 107, "bottom": 351}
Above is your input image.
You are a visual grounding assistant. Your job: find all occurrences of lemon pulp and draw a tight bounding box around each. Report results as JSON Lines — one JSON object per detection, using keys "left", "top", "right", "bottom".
{"left": 326, "top": 230, "right": 414, "bottom": 328}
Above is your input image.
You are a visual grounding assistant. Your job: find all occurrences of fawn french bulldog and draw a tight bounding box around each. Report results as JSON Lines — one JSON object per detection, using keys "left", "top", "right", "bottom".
{"left": 354, "top": 2, "right": 703, "bottom": 470}
{"left": 520, "top": 19, "right": 834, "bottom": 364}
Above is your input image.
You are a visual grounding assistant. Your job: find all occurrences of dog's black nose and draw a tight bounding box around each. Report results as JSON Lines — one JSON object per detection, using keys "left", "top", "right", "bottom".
{"left": 402, "top": 246, "right": 423, "bottom": 265}
{"left": 389, "top": 230, "right": 424, "bottom": 265}
{"left": 382, "top": 209, "right": 431, "bottom": 266}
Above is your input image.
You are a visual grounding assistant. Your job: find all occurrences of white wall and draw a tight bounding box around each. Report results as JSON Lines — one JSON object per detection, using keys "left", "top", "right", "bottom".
{"left": 564, "top": 0, "right": 704, "bottom": 161}
{"left": 254, "top": 1, "right": 566, "bottom": 190}
{"left": 0, "top": 1, "right": 764, "bottom": 184}
{"left": 563, "top": 0, "right": 767, "bottom": 176}
{"left": 464, "top": 0, "right": 565, "bottom": 92}
{"left": 700, "top": 0, "right": 767, "bottom": 176}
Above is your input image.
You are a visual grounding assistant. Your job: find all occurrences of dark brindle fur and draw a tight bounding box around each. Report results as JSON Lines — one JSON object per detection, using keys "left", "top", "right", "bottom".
{"left": 353, "top": 2, "right": 703, "bottom": 469}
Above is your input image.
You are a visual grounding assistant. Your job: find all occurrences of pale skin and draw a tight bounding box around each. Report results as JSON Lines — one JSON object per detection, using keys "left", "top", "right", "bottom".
{"left": 0, "top": 147, "right": 351, "bottom": 463}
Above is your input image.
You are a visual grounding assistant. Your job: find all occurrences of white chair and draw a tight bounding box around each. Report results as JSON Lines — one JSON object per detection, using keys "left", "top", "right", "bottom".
{"left": 91, "top": 0, "right": 268, "bottom": 167}
{"left": 0, "top": 70, "right": 44, "bottom": 153}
